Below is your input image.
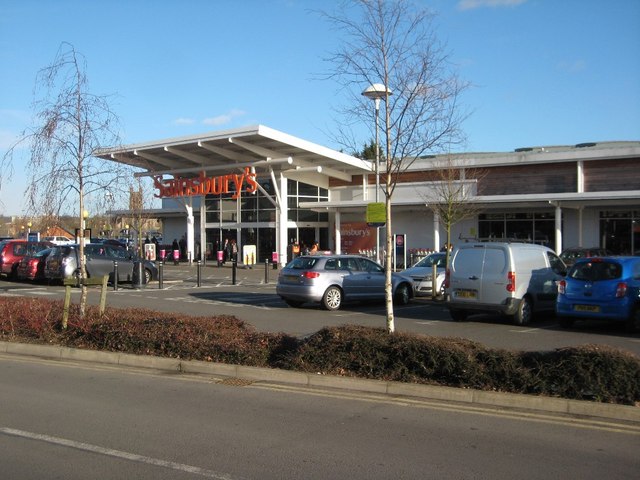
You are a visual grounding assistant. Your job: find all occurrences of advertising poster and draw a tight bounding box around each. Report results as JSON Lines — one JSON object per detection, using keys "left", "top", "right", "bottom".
{"left": 340, "top": 222, "right": 375, "bottom": 254}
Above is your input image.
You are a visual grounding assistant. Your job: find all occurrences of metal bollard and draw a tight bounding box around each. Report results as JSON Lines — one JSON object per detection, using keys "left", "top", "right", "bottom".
{"left": 232, "top": 259, "right": 237, "bottom": 285}
{"left": 264, "top": 258, "right": 269, "bottom": 284}
{"left": 158, "top": 261, "right": 164, "bottom": 289}
{"left": 113, "top": 261, "right": 118, "bottom": 291}
{"left": 133, "top": 261, "right": 144, "bottom": 290}
{"left": 197, "top": 260, "right": 202, "bottom": 287}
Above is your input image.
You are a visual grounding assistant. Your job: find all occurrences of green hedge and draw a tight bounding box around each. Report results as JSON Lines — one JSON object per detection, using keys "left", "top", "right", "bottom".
{"left": 1, "top": 297, "right": 638, "bottom": 405}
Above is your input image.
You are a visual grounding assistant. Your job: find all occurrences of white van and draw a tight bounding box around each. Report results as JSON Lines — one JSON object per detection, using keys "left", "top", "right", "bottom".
{"left": 446, "top": 242, "right": 566, "bottom": 325}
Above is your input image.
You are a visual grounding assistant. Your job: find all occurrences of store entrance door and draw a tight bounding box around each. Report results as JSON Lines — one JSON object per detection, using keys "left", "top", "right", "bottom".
{"left": 299, "top": 228, "right": 316, "bottom": 254}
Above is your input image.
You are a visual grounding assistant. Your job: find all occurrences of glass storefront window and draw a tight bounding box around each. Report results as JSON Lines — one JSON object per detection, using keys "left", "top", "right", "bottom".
{"left": 479, "top": 211, "right": 554, "bottom": 246}
{"left": 204, "top": 178, "right": 328, "bottom": 261}
{"left": 600, "top": 210, "right": 639, "bottom": 254}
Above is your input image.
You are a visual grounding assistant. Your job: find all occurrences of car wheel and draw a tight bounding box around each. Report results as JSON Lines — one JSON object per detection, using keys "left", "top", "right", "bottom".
{"left": 438, "top": 281, "right": 446, "bottom": 298}
{"left": 449, "top": 309, "right": 467, "bottom": 322}
{"left": 144, "top": 268, "right": 152, "bottom": 284}
{"left": 512, "top": 296, "right": 532, "bottom": 326}
{"left": 558, "top": 316, "right": 575, "bottom": 329}
{"left": 625, "top": 307, "right": 640, "bottom": 333}
{"left": 322, "top": 286, "right": 343, "bottom": 311}
{"left": 394, "top": 283, "right": 411, "bottom": 305}
{"left": 284, "top": 299, "right": 304, "bottom": 308}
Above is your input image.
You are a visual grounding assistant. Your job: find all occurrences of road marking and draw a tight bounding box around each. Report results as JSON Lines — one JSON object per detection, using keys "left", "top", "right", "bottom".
{"left": 0, "top": 427, "right": 235, "bottom": 479}
{"left": 415, "top": 321, "right": 437, "bottom": 325}
{"left": 249, "top": 383, "right": 640, "bottom": 436}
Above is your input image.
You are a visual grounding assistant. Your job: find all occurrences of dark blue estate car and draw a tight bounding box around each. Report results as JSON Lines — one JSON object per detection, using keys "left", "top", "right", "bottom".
{"left": 556, "top": 256, "right": 640, "bottom": 332}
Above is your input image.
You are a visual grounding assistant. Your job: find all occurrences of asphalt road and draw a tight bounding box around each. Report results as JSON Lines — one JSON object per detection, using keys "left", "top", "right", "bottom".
{"left": 2, "top": 354, "right": 638, "bottom": 480}
{"left": 1, "top": 263, "right": 639, "bottom": 355}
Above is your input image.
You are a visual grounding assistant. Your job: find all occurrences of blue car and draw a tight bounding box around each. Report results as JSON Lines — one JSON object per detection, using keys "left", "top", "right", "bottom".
{"left": 556, "top": 256, "right": 640, "bottom": 332}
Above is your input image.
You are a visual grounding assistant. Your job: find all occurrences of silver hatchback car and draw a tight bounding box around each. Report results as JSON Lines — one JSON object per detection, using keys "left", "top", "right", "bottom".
{"left": 276, "top": 254, "right": 414, "bottom": 310}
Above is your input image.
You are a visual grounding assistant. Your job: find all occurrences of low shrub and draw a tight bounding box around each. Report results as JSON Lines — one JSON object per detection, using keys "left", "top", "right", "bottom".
{"left": 1, "top": 297, "right": 639, "bottom": 405}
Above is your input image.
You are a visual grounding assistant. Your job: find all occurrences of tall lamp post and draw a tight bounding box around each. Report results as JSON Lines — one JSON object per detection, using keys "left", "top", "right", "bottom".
{"left": 362, "top": 83, "right": 392, "bottom": 264}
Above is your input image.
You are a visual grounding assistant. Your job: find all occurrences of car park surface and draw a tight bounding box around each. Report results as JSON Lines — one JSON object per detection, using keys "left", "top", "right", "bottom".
{"left": 401, "top": 252, "right": 446, "bottom": 297}
{"left": 1, "top": 262, "right": 638, "bottom": 356}
{"left": 276, "top": 254, "right": 414, "bottom": 310}
{"left": 557, "top": 256, "right": 640, "bottom": 332}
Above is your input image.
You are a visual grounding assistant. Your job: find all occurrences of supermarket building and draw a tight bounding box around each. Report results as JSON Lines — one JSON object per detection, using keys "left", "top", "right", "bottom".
{"left": 98, "top": 125, "right": 640, "bottom": 266}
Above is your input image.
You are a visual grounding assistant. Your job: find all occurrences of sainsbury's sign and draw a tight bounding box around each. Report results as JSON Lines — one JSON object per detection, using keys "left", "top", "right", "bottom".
{"left": 153, "top": 168, "right": 258, "bottom": 199}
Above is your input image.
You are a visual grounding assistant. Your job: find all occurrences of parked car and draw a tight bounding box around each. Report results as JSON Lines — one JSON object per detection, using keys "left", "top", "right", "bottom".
{"left": 559, "top": 247, "right": 613, "bottom": 267}
{"left": 44, "top": 243, "right": 158, "bottom": 284}
{"left": 16, "top": 247, "right": 52, "bottom": 281}
{"left": 42, "top": 235, "right": 74, "bottom": 246}
{"left": 0, "top": 239, "right": 53, "bottom": 280}
{"left": 401, "top": 252, "right": 447, "bottom": 297}
{"left": 276, "top": 254, "right": 414, "bottom": 310}
{"left": 446, "top": 242, "right": 567, "bottom": 325}
{"left": 556, "top": 256, "right": 640, "bottom": 332}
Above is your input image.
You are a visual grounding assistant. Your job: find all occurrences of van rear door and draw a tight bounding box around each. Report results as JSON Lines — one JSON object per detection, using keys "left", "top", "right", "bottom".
{"left": 479, "top": 245, "right": 510, "bottom": 305}
{"left": 450, "top": 245, "right": 485, "bottom": 303}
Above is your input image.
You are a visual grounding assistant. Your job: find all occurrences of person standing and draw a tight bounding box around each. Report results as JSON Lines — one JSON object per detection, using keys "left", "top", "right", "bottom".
{"left": 230, "top": 239, "right": 238, "bottom": 262}
{"left": 223, "top": 238, "right": 229, "bottom": 263}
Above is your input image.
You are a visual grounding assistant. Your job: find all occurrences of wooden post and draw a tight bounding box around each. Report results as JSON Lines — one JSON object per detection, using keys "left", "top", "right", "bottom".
{"left": 62, "top": 275, "right": 109, "bottom": 324}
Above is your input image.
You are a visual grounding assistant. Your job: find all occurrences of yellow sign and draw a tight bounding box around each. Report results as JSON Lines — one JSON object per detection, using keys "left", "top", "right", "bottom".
{"left": 366, "top": 202, "right": 386, "bottom": 227}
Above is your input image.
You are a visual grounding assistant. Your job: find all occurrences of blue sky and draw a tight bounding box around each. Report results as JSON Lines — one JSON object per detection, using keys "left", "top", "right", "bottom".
{"left": 1, "top": 0, "right": 639, "bottom": 215}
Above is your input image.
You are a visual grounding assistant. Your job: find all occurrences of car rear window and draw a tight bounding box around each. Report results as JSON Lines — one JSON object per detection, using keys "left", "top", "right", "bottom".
{"left": 287, "top": 257, "right": 320, "bottom": 270}
{"left": 569, "top": 261, "right": 622, "bottom": 281}
{"left": 414, "top": 254, "right": 446, "bottom": 268}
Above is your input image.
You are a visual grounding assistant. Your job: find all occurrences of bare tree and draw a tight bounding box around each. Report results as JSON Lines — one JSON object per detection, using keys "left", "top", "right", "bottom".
{"left": 421, "top": 155, "right": 485, "bottom": 268}
{"left": 126, "top": 177, "right": 159, "bottom": 260}
{"left": 2, "top": 42, "right": 128, "bottom": 320}
{"left": 324, "top": 0, "right": 468, "bottom": 332}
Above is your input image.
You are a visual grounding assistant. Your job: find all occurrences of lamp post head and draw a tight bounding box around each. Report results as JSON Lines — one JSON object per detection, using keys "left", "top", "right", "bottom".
{"left": 362, "top": 83, "right": 392, "bottom": 102}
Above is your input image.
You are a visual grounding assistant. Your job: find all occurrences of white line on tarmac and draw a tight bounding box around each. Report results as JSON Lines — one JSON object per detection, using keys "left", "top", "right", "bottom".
{"left": 509, "top": 327, "right": 541, "bottom": 333}
{"left": 0, "top": 427, "right": 235, "bottom": 479}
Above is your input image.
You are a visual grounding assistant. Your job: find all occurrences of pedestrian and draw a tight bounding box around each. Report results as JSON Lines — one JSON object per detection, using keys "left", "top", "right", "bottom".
{"left": 231, "top": 239, "right": 238, "bottom": 262}
{"left": 310, "top": 241, "right": 319, "bottom": 254}
{"left": 223, "top": 238, "right": 229, "bottom": 263}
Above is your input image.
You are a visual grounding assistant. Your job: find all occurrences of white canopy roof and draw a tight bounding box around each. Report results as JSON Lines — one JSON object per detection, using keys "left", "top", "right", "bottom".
{"left": 96, "top": 124, "right": 372, "bottom": 187}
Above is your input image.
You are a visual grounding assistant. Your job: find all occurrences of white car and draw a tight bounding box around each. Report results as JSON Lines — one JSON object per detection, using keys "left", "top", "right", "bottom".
{"left": 42, "top": 236, "right": 74, "bottom": 245}
{"left": 401, "top": 252, "right": 447, "bottom": 297}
